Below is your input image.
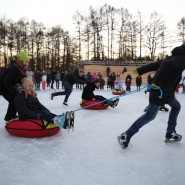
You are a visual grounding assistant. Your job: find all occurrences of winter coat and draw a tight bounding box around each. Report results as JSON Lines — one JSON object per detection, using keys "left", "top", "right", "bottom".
{"left": 34, "top": 72, "right": 42, "bottom": 82}
{"left": 110, "top": 74, "right": 116, "bottom": 83}
{"left": 14, "top": 92, "right": 49, "bottom": 119}
{"left": 136, "top": 76, "right": 142, "bottom": 86}
{"left": 55, "top": 72, "right": 61, "bottom": 80}
{"left": 82, "top": 82, "right": 96, "bottom": 100}
{"left": 137, "top": 45, "right": 185, "bottom": 105}
{"left": 46, "top": 73, "right": 51, "bottom": 83}
{"left": 125, "top": 74, "right": 132, "bottom": 85}
{"left": 64, "top": 69, "right": 86, "bottom": 85}
{"left": 0, "top": 62, "right": 26, "bottom": 97}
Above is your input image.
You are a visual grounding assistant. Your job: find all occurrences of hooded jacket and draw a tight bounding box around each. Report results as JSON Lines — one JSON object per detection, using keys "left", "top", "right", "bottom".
{"left": 0, "top": 62, "right": 26, "bottom": 97}
{"left": 137, "top": 45, "right": 185, "bottom": 106}
{"left": 14, "top": 92, "right": 49, "bottom": 119}
{"left": 64, "top": 69, "right": 86, "bottom": 85}
{"left": 82, "top": 81, "right": 96, "bottom": 100}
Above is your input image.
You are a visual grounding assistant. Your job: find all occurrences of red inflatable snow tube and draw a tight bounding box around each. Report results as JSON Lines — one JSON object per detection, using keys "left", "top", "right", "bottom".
{"left": 112, "top": 90, "right": 126, "bottom": 95}
{"left": 80, "top": 100, "right": 109, "bottom": 110}
{"left": 5, "top": 119, "right": 60, "bottom": 138}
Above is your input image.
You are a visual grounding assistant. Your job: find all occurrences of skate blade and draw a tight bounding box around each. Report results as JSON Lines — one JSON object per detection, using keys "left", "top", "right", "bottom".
{"left": 66, "top": 111, "right": 75, "bottom": 132}
{"left": 165, "top": 138, "right": 182, "bottom": 143}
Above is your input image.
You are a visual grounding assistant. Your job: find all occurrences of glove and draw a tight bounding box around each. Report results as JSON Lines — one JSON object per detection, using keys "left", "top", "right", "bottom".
{"left": 15, "top": 84, "right": 25, "bottom": 94}
{"left": 152, "top": 83, "right": 159, "bottom": 88}
{"left": 133, "top": 68, "right": 138, "bottom": 74}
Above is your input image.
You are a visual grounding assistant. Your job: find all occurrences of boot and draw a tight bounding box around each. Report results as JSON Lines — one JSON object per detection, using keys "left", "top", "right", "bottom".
{"left": 51, "top": 93, "right": 54, "bottom": 100}
{"left": 165, "top": 131, "right": 182, "bottom": 142}
{"left": 118, "top": 133, "right": 130, "bottom": 148}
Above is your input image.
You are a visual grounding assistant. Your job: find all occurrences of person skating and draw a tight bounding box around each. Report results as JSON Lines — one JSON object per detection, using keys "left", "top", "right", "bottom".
{"left": 118, "top": 44, "right": 185, "bottom": 148}
{"left": 82, "top": 79, "right": 119, "bottom": 108}
{"left": 51, "top": 68, "right": 86, "bottom": 106}
{"left": 0, "top": 50, "right": 29, "bottom": 123}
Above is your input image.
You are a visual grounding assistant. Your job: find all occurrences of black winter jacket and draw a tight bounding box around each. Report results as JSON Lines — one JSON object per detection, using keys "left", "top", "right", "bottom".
{"left": 0, "top": 62, "right": 26, "bottom": 97}
{"left": 82, "top": 82, "right": 96, "bottom": 100}
{"left": 137, "top": 45, "right": 185, "bottom": 105}
{"left": 14, "top": 93, "right": 49, "bottom": 119}
{"left": 64, "top": 69, "right": 86, "bottom": 85}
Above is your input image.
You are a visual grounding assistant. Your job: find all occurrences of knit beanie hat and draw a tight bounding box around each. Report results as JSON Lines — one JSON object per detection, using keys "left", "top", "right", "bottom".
{"left": 17, "top": 49, "right": 30, "bottom": 62}
{"left": 171, "top": 44, "right": 185, "bottom": 56}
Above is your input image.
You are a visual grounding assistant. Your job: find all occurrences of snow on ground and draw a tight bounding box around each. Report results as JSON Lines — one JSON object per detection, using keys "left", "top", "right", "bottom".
{"left": 0, "top": 86, "right": 185, "bottom": 185}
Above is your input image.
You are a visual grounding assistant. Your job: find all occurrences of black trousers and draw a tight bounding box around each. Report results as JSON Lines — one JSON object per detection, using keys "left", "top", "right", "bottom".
{"left": 1, "top": 90, "right": 17, "bottom": 121}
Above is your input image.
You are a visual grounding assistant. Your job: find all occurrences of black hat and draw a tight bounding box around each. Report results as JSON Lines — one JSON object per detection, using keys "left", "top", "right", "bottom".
{"left": 171, "top": 44, "right": 185, "bottom": 56}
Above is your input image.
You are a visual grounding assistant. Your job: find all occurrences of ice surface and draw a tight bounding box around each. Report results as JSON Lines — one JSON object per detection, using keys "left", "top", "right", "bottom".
{"left": 0, "top": 87, "right": 185, "bottom": 185}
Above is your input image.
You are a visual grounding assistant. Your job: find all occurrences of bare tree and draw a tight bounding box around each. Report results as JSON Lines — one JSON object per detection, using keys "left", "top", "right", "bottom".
{"left": 144, "top": 12, "right": 165, "bottom": 60}
{"left": 81, "top": 17, "right": 91, "bottom": 60}
{"left": 117, "top": 8, "right": 129, "bottom": 60}
{"left": 127, "top": 19, "right": 138, "bottom": 60}
{"left": 73, "top": 11, "right": 83, "bottom": 62}
{"left": 137, "top": 11, "right": 145, "bottom": 59}
{"left": 177, "top": 17, "right": 185, "bottom": 43}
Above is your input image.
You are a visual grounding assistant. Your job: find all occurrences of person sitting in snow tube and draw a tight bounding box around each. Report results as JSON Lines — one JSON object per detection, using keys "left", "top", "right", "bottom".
{"left": 112, "top": 75, "right": 126, "bottom": 95}
{"left": 13, "top": 78, "right": 70, "bottom": 130}
{"left": 81, "top": 79, "right": 119, "bottom": 109}
{"left": 14, "top": 78, "right": 61, "bottom": 123}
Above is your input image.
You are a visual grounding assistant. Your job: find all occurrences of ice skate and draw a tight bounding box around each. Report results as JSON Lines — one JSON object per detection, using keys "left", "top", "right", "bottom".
{"left": 54, "top": 111, "right": 74, "bottom": 131}
{"left": 109, "top": 98, "right": 119, "bottom": 108}
{"left": 118, "top": 133, "right": 130, "bottom": 148}
{"left": 113, "top": 98, "right": 119, "bottom": 107}
{"left": 53, "top": 113, "right": 66, "bottom": 128}
{"left": 63, "top": 111, "right": 75, "bottom": 131}
{"left": 165, "top": 132, "right": 182, "bottom": 143}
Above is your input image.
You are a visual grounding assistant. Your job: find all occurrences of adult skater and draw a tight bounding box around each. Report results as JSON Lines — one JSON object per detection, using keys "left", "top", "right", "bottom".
{"left": 0, "top": 50, "right": 29, "bottom": 123}
{"left": 118, "top": 44, "right": 185, "bottom": 148}
{"left": 51, "top": 68, "right": 86, "bottom": 106}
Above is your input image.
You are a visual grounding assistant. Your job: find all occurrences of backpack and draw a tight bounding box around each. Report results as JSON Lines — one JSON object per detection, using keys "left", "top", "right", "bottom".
{"left": 0, "top": 67, "right": 8, "bottom": 94}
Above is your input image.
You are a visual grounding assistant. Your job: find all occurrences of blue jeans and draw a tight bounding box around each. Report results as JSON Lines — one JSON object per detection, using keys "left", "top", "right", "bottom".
{"left": 36, "top": 110, "right": 57, "bottom": 123}
{"left": 53, "top": 79, "right": 72, "bottom": 103}
{"left": 125, "top": 98, "right": 181, "bottom": 138}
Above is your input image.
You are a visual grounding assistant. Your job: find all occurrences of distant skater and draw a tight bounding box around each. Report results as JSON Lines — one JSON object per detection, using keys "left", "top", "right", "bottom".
{"left": 51, "top": 68, "right": 86, "bottom": 106}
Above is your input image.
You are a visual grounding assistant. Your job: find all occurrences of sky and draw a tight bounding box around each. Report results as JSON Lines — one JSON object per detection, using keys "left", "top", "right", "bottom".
{"left": 0, "top": 85, "right": 185, "bottom": 185}
{"left": 0, "top": 0, "right": 185, "bottom": 36}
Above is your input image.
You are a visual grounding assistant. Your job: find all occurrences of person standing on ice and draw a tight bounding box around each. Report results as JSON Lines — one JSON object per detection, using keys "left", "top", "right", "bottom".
{"left": 0, "top": 50, "right": 29, "bottom": 123}
{"left": 51, "top": 68, "right": 86, "bottom": 106}
{"left": 118, "top": 44, "right": 185, "bottom": 148}
{"left": 82, "top": 79, "right": 119, "bottom": 108}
